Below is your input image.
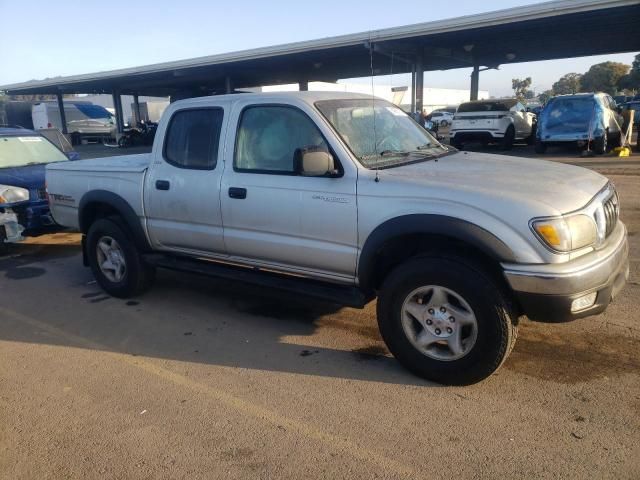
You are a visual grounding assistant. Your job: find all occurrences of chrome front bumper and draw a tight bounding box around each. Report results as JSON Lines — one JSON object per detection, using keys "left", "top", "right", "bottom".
{"left": 502, "top": 222, "right": 629, "bottom": 322}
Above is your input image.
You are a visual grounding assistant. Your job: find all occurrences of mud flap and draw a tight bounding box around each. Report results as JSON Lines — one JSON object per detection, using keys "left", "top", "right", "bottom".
{"left": 81, "top": 234, "right": 89, "bottom": 266}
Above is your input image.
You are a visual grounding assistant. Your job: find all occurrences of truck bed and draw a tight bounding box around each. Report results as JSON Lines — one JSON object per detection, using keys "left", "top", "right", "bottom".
{"left": 46, "top": 153, "right": 151, "bottom": 230}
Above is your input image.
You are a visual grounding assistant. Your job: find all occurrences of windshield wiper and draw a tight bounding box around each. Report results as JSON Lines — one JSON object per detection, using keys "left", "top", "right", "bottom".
{"left": 380, "top": 150, "right": 410, "bottom": 157}
{"left": 416, "top": 142, "right": 448, "bottom": 151}
{"left": 360, "top": 150, "right": 408, "bottom": 160}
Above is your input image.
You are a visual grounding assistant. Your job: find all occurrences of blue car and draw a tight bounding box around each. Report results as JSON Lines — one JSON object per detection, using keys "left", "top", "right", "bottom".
{"left": 0, "top": 127, "right": 78, "bottom": 244}
{"left": 535, "top": 92, "right": 624, "bottom": 154}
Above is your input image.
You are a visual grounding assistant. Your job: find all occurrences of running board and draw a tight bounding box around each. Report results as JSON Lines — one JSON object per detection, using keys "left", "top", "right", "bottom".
{"left": 143, "top": 253, "right": 371, "bottom": 309}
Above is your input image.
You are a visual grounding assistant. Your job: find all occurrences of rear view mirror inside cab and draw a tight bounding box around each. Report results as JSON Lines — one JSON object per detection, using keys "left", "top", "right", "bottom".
{"left": 351, "top": 107, "right": 374, "bottom": 119}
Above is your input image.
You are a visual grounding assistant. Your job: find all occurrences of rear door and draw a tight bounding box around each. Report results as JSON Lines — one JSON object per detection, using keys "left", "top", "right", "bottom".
{"left": 144, "top": 102, "right": 228, "bottom": 255}
{"left": 219, "top": 98, "right": 359, "bottom": 282}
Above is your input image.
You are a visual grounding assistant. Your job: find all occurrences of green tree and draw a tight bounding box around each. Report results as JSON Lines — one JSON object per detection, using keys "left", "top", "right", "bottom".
{"left": 618, "top": 54, "right": 640, "bottom": 93}
{"left": 512, "top": 77, "right": 532, "bottom": 101}
{"left": 580, "top": 62, "right": 630, "bottom": 95}
{"left": 538, "top": 89, "right": 554, "bottom": 104}
{"left": 552, "top": 73, "right": 582, "bottom": 94}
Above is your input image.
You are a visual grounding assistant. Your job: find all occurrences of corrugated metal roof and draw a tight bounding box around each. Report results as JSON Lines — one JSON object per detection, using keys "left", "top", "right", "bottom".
{"left": 2, "top": 0, "right": 638, "bottom": 95}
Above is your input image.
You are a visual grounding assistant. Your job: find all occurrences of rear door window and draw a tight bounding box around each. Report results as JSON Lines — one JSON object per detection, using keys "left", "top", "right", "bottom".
{"left": 164, "top": 108, "right": 224, "bottom": 170}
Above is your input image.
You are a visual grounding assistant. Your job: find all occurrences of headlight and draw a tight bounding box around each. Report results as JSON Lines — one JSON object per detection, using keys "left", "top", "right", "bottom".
{"left": 0, "top": 185, "right": 30, "bottom": 206}
{"left": 531, "top": 214, "right": 597, "bottom": 252}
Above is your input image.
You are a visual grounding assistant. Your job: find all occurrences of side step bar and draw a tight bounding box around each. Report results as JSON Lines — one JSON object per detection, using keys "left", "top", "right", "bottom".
{"left": 143, "top": 253, "right": 371, "bottom": 309}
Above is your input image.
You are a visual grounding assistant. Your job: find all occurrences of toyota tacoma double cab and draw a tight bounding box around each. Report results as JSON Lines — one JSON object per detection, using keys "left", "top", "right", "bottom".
{"left": 46, "top": 92, "right": 629, "bottom": 385}
{"left": 450, "top": 99, "right": 536, "bottom": 150}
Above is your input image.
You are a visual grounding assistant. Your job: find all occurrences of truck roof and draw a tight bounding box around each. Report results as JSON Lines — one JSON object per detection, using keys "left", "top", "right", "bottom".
{"left": 171, "top": 90, "right": 379, "bottom": 108}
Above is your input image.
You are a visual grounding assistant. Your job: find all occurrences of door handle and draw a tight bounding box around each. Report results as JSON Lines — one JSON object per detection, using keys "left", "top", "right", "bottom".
{"left": 155, "top": 180, "right": 170, "bottom": 191}
{"left": 228, "top": 187, "right": 247, "bottom": 199}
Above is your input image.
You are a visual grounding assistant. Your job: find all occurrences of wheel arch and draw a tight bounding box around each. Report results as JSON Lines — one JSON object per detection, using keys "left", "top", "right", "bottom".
{"left": 79, "top": 190, "right": 151, "bottom": 252}
{"left": 357, "top": 215, "right": 516, "bottom": 294}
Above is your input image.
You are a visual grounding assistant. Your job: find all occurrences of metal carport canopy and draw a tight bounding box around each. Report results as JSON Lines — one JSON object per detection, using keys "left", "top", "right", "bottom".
{"left": 2, "top": 0, "right": 639, "bottom": 97}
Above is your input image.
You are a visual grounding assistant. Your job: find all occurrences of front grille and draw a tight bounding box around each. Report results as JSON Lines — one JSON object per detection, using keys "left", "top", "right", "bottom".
{"left": 31, "top": 187, "right": 47, "bottom": 201}
{"left": 603, "top": 192, "right": 619, "bottom": 237}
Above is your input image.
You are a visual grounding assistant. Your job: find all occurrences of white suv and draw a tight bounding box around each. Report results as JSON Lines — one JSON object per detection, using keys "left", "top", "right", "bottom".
{"left": 450, "top": 99, "right": 536, "bottom": 150}
{"left": 429, "top": 110, "right": 454, "bottom": 127}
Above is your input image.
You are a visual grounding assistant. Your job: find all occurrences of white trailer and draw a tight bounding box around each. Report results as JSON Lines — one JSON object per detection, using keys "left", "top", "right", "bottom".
{"left": 32, "top": 102, "right": 116, "bottom": 144}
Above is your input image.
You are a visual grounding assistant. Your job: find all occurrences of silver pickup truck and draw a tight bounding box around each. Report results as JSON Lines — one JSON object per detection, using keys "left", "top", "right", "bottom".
{"left": 46, "top": 92, "right": 629, "bottom": 385}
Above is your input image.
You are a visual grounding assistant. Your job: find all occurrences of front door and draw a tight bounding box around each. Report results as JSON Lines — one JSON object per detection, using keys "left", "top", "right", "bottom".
{"left": 220, "top": 101, "right": 358, "bottom": 282}
{"left": 144, "top": 105, "right": 228, "bottom": 255}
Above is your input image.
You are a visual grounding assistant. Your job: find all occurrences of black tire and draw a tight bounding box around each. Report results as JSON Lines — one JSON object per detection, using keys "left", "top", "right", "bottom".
{"left": 526, "top": 123, "right": 537, "bottom": 145}
{"left": 611, "top": 131, "right": 622, "bottom": 149}
{"left": 86, "top": 217, "right": 155, "bottom": 298}
{"left": 377, "top": 256, "right": 518, "bottom": 385}
{"left": 440, "top": 120, "right": 449, "bottom": 127}
{"left": 500, "top": 126, "right": 515, "bottom": 150}
{"left": 592, "top": 132, "right": 607, "bottom": 155}
{"left": 70, "top": 132, "right": 82, "bottom": 146}
{"left": 534, "top": 139, "right": 547, "bottom": 154}
{"left": 118, "top": 135, "right": 131, "bottom": 148}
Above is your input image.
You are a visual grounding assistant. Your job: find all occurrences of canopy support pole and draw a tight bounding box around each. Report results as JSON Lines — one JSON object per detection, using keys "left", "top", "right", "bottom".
{"left": 56, "top": 92, "right": 68, "bottom": 134}
{"left": 470, "top": 64, "right": 480, "bottom": 101}
{"left": 415, "top": 55, "right": 424, "bottom": 114}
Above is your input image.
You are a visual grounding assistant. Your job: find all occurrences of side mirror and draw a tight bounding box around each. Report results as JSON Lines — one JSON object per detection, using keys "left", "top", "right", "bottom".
{"left": 66, "top": 151, "right": 81, "bottom": 161}
{"left": 294, "top": 147, "right": 337, "bottom": 177}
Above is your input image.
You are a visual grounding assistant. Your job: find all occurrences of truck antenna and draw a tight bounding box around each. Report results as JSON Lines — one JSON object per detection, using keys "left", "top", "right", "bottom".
{"left": 369, "top": 36, "right": 380, "bottom": 182}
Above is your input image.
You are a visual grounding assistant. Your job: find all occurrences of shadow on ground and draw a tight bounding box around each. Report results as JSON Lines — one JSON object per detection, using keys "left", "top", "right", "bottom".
{"left": 2, "top": 233, "right": 638, "bottom": 387}
{"left": 1, "top": 241, "right": 431, "bottom": 387}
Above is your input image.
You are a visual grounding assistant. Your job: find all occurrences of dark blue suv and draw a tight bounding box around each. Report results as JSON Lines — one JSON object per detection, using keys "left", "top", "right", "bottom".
{"left": 0, "top": 127, "right": 78, "bottom": 244}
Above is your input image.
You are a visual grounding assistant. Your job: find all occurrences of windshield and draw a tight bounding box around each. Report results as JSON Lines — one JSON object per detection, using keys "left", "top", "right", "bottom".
{"left": 315, "top": 99, "right": 446, "bottom": 168}
{"left": 0, "top": 135, "right": 68, "bottom": 168}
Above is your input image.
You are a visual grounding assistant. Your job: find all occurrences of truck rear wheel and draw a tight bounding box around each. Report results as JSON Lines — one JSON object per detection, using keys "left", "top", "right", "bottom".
{"left": 86, "top": 217, "right": 155, "bottom": 298}
{"left": 377, "top": 256, "right": 517, "bottom": 385}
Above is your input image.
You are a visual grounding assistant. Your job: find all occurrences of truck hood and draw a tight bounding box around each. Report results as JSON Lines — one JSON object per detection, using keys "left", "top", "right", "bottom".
{"left": 379, "top": 151, "right": 608, "bottom": 214}
{"left": 0, "top": 164, "right": 46, "bottom": 190}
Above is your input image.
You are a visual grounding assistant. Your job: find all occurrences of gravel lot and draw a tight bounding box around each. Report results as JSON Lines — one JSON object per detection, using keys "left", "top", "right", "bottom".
{"left": 1, "top": 147, "right": 639, "bottom": 479}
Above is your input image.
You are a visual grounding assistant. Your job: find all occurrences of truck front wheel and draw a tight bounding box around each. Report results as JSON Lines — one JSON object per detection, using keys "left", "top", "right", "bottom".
{"left": 86, "top": 217, "right": 155, "bottom": 298}
{"left": 377, "top": 256, "right": 517, "bottom": 385}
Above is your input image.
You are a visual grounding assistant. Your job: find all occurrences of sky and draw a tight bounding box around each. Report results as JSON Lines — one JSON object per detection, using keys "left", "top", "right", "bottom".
{"left": 0, "top": 0, "right": 636, "bottom": 97}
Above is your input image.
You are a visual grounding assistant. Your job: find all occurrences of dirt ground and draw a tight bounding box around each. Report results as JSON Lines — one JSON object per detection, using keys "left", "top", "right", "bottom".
{"left": 1, "top": 151, "right": 639, "bottom": 479}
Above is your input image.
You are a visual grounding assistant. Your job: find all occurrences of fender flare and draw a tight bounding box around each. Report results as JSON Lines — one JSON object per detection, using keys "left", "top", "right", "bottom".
{"left": 78, "top": 190, "right": 151, "bottom": 251}
{"left": 357, "top": 214, "right": 516, "bottom": 292}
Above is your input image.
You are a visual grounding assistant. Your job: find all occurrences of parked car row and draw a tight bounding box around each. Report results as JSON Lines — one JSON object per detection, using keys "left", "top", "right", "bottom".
{"left": 446, "top": 92, "right": 629, "bottom": 155}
